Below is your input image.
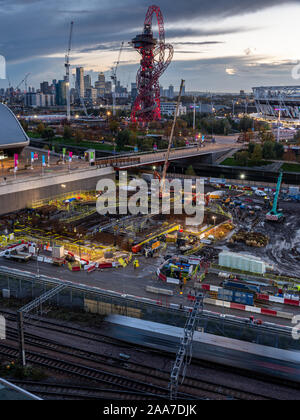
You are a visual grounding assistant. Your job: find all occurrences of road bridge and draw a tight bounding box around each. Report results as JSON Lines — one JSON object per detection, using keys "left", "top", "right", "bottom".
{"left": 95, "top": 143, "right": 243, "bottom": 171}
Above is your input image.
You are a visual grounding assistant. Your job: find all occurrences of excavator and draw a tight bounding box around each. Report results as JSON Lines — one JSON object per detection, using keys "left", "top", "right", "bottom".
{"left": 266, "top": 172, "right": 284, "bottom": 222}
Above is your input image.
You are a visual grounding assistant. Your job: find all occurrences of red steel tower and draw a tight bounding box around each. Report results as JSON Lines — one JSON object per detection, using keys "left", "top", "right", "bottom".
{"left": 131, "top": 5, "right": 174, "bottom": 124}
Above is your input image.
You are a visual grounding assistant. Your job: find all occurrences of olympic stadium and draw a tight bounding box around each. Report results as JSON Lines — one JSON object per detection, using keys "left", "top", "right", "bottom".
{"left": 253, "top": 86, "right": 300, "bottom": 125}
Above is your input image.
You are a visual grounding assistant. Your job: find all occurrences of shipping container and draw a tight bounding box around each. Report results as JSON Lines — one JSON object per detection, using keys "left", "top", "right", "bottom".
{"left": 218, "top": 289, "right": 254, "bottom": 306}
{"left": 224, "top": 281, "right": 260, "bottom": 294}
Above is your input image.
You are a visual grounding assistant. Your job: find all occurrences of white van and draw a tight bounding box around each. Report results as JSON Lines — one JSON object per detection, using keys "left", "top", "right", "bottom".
{"left": 255, "top": 190, "right": 266, "bottom": 197}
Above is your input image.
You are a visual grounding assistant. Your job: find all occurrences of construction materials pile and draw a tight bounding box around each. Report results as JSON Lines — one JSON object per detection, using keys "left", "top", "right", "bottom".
{"left": 230, "top": 230, "right": 269, "bottom": 248}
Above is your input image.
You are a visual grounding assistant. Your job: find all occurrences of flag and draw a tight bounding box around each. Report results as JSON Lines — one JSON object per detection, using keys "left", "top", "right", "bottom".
{"left": 69, "top": 152, "right": 73, "bottom": 163}
{"left": 31, "top": 152, "right": 34, "bottom": 163}
{"left": 14, "top": 154, "right": 18, "bottom": 172}
{"left": 42, "top": 155, "right": 46, "bottom": 167}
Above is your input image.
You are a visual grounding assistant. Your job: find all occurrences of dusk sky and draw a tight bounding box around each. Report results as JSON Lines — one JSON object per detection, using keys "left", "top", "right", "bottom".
{"left": 1, "top": 0, "right": 300, "bottom": 92}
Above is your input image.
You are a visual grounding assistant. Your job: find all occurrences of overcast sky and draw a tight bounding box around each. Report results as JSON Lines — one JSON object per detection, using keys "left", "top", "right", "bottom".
{"left": 1, "top": 0, "right": 300, "bottom": 92}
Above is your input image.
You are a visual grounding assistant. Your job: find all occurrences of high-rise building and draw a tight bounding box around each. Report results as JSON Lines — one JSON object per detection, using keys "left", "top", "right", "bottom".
{"left": 95, "top": 72, "right": 106, "bottom": 97}
{"left": 168, "top": 85, "right": 174, "bottom": 99}
{"left": 105, "top": 81, "right": 112, "bottom": 95}
{"left": 76, "top": 67, "right": 85, "bottom": 98}
{"left": 131, "top": 83, "right": 138, "bottom": 103}
{"left": 55, "top": 80, "right": 67, "bottom": 106}
{"left": 40, "top": 81, "right": 50, "bottom": 94}
{"left": 85, "top": 87, "right": 98, "bottom": 105}
{"left": 84, "top": 75, "right": 92, "bottom": 95}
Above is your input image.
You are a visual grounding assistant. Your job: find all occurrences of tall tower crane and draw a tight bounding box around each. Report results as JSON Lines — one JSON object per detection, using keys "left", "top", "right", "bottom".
{"left": 16, "top": 73, "right": 31, "bottom": 92}
{"left": 65, "top": 21, "right": 74, "bottom": 122}
{"left": 111, "top": 41, "right": 124, "bottom": 117}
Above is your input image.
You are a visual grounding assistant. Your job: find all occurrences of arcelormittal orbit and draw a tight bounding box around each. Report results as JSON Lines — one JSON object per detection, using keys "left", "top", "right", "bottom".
{"left": 131, "top": 5, "right": 174, "bottom": 124}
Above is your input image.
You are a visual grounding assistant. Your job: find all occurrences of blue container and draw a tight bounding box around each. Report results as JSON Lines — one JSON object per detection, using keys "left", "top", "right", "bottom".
{"left": 218, "top": 289, "right": 254, "bottom": 306}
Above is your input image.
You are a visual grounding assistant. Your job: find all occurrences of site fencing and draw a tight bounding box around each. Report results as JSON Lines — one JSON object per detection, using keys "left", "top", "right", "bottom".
{"left": 0, "top": 266, "right": 298, "bottom": 351}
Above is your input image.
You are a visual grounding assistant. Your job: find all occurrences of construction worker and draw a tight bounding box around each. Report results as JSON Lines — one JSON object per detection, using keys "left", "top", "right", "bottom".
{"left": 133, "top": 259, "right": 139, "bottom": 270}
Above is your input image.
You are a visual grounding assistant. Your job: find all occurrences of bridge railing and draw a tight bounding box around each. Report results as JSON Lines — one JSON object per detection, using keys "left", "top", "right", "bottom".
{"left": 95, "top": 144, "right": 234, "bottom": 168}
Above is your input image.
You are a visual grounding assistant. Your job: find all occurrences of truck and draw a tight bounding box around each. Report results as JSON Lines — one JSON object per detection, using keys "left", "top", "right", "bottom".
{"left": 3, "top": 249, "right": 32, "bottom": 263}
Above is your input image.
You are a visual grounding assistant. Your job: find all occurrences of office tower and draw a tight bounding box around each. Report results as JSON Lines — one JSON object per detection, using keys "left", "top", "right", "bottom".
{"left": 168, "top": 85, "right": 174, "bottom": 99}
{"left": 40, "top": 81, "right": 49, "bottom": 94}
{"left": 76, "top": 67, "right": 85, "bottom": 98}
{"left": 105, "top": 81, "right": 112, "bottom": 95}
{"left": 55, "top": 80, "right": 67, "bottom": 106}
{"left": 95, "top": 72, "right": 106, "bottom": 96}
{"left": 84, "top": 75, "right": 92, "bottom": 95}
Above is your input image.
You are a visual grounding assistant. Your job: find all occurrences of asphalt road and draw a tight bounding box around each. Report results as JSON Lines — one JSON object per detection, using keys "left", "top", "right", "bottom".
{"left": 0, "top": 256, "right": 297, "bottom": 327}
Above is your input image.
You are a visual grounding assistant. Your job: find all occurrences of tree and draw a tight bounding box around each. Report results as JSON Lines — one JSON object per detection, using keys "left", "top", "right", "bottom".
{"left": 235, "top": 151, "right": 249, "bottom": 166}
{"left": 259, "top": 130, "right": 275, "bottom": 143}
{"left": 274, "top": 142, "right": 284, "bottom": 159}
{"left": 116, "top": 130, "right": 130, "bottom": 151}
{"left": 109, "top": 120, "right": 120, "bottom": 134}
{"left": 41, "top": 128, "right": 55, "bottom": 141}
{"left": 250, "top": 144, "right": 263, "bottom": 163}
{"left": 63, "top": 126, "right": 73, "bottom": 140}
{"left": 36, "top": 123, "right": 45, "bottom": 136}
{"left": 74, "top": 130, "right": 84, "bottom": 144}
{"left": 20, "top": 119, "right": 28, "bottom": 132}
{"left": 263, "top": 141, "right": 276, "bottom": 159}
{"left": 185, "top": 165, "right": 196, "bottom": 176}
{"left": 239, "top": 117, "right": 253, "bottom": 133}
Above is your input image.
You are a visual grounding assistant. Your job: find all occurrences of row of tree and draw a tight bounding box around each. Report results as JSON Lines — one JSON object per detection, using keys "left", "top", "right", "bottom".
{"left": 235, "top": 141, "right": 284, "bottom": 166}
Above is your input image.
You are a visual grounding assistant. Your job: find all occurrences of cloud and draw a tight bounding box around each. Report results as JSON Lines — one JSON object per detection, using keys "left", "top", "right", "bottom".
{"left": 226, "top": 68, "right": 237, "bottom": 75}
{"left": 0, "top": 0, "right": 299, "bottom": 89}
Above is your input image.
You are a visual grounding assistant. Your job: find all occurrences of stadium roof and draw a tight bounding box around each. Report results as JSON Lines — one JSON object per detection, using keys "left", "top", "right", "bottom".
{"left": 0, "top": 103, "right": 29, "bottom": 150}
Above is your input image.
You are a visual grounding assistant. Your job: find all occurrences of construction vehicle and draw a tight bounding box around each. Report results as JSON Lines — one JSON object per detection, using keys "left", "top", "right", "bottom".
{"left": 3, "top": 249, "right": 32, "bottom": 263}
{"left": 132, "top": 224, "right": 179, "bottom": 253}
{"left": 266, "top": 172, "right": 284, "bottom": 222}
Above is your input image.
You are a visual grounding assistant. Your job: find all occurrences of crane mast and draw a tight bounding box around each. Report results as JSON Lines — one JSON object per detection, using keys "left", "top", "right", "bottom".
{"left": 161, "top": 79, "right": 185, "bottom": 195}
{"left": 111, "top": 42, "right": 124, "bottom": 117}
{"left": 266, "top": 172, "right": 284, "bottom": 222}
{"left": 65, "top": 21, "right": 74, "bottom": 122}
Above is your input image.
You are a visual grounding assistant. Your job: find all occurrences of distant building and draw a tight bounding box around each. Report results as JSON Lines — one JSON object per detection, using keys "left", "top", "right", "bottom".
{"left": 131, "top": 83, "right": 138, "bottom": 103}
{"left": 84, "top": 75, "right": 92, "bottom": 95}
{"left": 105, "top": 81, "right": 112, "bottom": 95}
{"left": 76, "top": 67, "right": 85, "bottom": 99}
{"left": 168, "top": 85, "right": 174, "bottom": 99}
{"left": 253, "top": 85, "right": 300, "bottom": 123}
{"left": 40, "top": 81, "right": 50, "bottom": 94}
{"left": 55, "top": 80, "right": 67, "bottom": 106}
{"left": 85, "top": 87, "right": 98, "bottom": 105}
{"left": 25, "top": 93, "right": 55, "bottom": 108}
{"left": 95, "top": 72, "right": 106, "bottom": 97}
{"left": 161, "top": 102, "right": 187, "bottom": 117}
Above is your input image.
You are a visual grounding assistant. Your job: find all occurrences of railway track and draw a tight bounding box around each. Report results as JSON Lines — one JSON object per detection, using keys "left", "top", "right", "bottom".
{"left": 0, "top": 343, "right": 197, "bottom": 400}
{"left": 2, "top": 327, "right": 271, "bottom": 400}
{"left": 10, "top": 380, "right": 167, "bottom": 401}
{"left": 1, "top": 308, "right": 276, "bottom": 400}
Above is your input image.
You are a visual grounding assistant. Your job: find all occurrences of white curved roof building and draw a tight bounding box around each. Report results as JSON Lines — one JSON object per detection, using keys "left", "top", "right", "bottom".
{"left": 0, "top": 103, "right": 29, "bottom": 152}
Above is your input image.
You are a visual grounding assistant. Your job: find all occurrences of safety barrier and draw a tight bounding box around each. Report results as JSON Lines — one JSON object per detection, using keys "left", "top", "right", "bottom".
{"left": 146, "top": 286, "right": 174, "bottom": 296}
{"left": 202, "top": 297, "right": 294, "bottom": 321}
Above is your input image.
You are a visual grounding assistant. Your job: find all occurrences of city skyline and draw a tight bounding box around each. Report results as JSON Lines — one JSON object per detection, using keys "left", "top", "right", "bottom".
{"left": 0, "top": 0, "right": 300, "bottom": 92}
